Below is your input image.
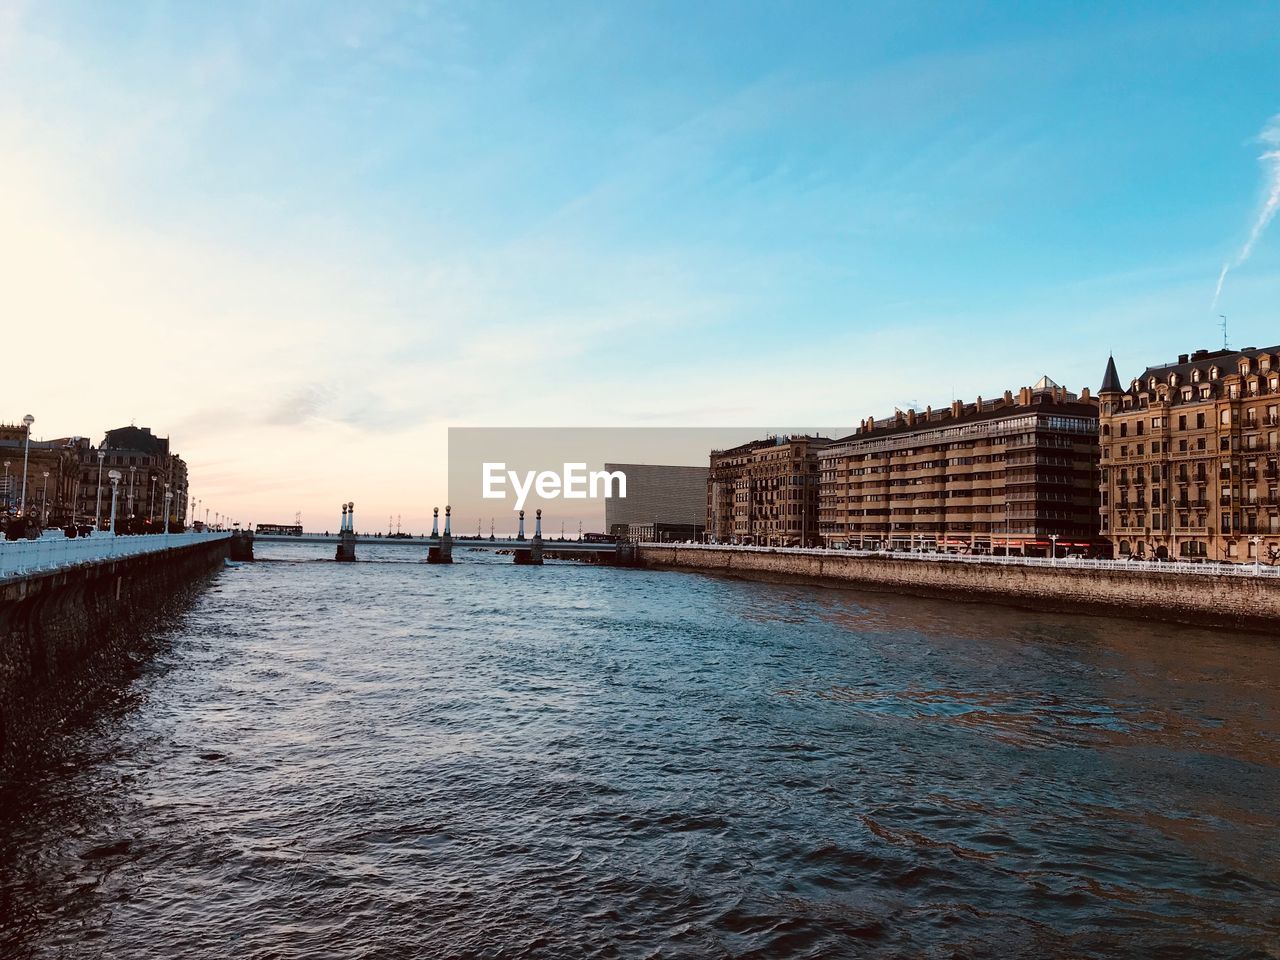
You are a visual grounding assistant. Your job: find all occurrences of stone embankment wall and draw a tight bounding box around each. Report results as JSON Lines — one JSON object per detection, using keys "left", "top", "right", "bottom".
{"left": 637, "top": 546, "right": 1280, "bottom": 632}
{"left": 0, "top": 538, "right": 230, "bottom": 776}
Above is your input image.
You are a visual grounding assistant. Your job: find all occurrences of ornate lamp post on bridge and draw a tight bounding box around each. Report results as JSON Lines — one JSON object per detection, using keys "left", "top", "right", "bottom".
{"left": 108, "top": 469, "right": 122, "bottom": 537}
{"left": 1049, "top": 534, "right": 1060, "bottom": 564}
{"left": 164, "top": 490, "right": 173, "bottom": 542}
{"left": 94, "top": 450, "right": 106, "bottom": 530}
{"left": 19, "top": 413, "right": 34, "bottom": 516}
{"left": 40, "top": 470, "right": 49, "bottom": 525}
{"left": 2, "top": 460, "right": 9, "bottom": 512}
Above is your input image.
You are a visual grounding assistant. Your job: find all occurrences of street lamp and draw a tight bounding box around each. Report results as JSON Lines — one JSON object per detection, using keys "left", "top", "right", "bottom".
{"left": 41, "top": 470, "right": 49, "bottom": 525}
{"left": 19, "top": 413, "right": 33, "bottom": 516}
{"left": 94, "top": 450, "right": 105, "bottom": 530}
{"left": 2, "top": 460, "right": 9, "bottom": 511}
{"left": 108, "top": 469, "right": 122, "bottom": 537}
{"left": 1251, "top": 536, "right": 1261, "bottom": 574}
{"left": 1049, "top": 534, "right": 1060, "bottom": 564}
{"left": 128, "top": 465, "right": 136, "bottom": 515}
{"left": 164, "top": 490, "right": 173, "bottom": 541}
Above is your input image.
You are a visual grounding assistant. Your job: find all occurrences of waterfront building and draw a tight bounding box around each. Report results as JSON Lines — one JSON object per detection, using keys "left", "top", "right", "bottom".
{"left": 618, "top": 521, "right": 705, "bottom": 544}
{"left": 707, "top": 435, "right": 832, "bottom": 546}
{"left": 818, "top": 380, "right": 1101, "bottom": 554}
{"left": 1097, "top": 345, "right": 1280, "bottom": 562}
{"left": 74, "top": 426, "right": 190, "bottom": 528}
{"left": 604, "top": 463, "right": 708, "bottom": 540}
{"left": 0, "top": 425, "right": 83, "bottom": 523}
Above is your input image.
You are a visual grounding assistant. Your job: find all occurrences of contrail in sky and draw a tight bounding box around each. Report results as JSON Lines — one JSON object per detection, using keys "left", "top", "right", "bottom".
{"left": 1212, "top": 113, "right": 1280, "bottom": 310}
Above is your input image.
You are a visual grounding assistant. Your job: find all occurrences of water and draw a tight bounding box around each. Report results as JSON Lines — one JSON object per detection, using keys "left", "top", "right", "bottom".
{"left": 3, "top": 541, "right": 1279, "bottom": 959}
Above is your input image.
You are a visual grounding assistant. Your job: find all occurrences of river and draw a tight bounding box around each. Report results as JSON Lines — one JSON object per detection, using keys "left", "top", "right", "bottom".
{"left": 2, "top": 541, "right": 1278, "bottom": 958}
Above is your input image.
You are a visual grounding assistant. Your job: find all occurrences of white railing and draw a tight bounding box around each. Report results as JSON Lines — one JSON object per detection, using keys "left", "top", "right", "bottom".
{"left": 0, "top": 531, "right": 232, "bottom": 580}
{"left": 639, "top": 542, "right": 1280, "bottom": 579}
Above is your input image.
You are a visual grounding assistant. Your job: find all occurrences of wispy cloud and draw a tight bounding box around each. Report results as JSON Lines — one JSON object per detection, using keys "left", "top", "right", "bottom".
{"left": 1211, "top": 113, "right": 1280, "bottom": 309}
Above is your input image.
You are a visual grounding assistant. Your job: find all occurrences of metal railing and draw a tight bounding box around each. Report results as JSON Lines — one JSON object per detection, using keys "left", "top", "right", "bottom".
{"left": 0, "top": 531, "right": 231, "bottom": 580}
{"left": 640, "top": 542, "right": 1280, "bottom": 578}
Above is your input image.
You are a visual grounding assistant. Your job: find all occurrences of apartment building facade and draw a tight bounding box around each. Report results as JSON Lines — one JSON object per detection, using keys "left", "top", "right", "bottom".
{"left": 818, "top": 379, "right": 1102, "bottom": 554}
{"left": 707, "top": 435, "right": 831, "bottom": 546}
{"left": 1098, "top": 345, "right": 1280, "bottom": 562}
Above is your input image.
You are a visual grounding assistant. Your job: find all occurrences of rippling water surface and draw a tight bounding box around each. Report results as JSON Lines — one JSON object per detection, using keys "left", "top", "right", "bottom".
{"left": 3, "top": 542, "right": 1280, "bottom": 958}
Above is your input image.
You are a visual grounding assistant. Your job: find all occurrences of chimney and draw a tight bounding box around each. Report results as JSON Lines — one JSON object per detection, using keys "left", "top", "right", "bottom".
{"left": 975, "top": 395, "right": 983, "bottom": 411}
{"left": 1019, "top": 386, "right": 1032, "bottom": 405}
{"left": 894, "top": 410, "right": 905, "bottom": 425}
{"left": 1080, "top": 386, "right": 1091, "bottom": 400}
{"left": 907, "top": 409, "right": 917, "bottom": 426}
{"left": 925, "top": 405, "right": 933, "bottom": 421}
{"left": 951, "top": 399, "right": 963, "bottom": 418}
{"left": 1003, "top": 389, "right": 1013, "bottom": 406}
{"left": 1178, "top": 354, "right": 1189, "bottom": 364}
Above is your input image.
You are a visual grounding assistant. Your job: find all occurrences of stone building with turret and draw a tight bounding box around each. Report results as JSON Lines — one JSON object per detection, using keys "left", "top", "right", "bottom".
{"left": 1097, "top": 345, "right": 1280, "bottom": 562}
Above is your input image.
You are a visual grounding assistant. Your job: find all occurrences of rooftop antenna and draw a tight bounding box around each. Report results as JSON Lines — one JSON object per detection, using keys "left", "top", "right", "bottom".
{"left": 1220, "top": 314, "right": 1230, "bottom": 350}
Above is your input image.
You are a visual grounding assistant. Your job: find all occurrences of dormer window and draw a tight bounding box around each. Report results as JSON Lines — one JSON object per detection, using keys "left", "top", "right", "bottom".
{"left": 1192, "top": 369, "right": 1202, "bottom": 383}
{"left": 1210, "top": 366, "right": 1219, "bottom": 380}
{"left": 1169, "top": 373, "right": 1178, "bottom": 387}
{"left": 1182, "top": 388, "right": 1192, "bottom": 401}
{"left": 1148, "top": 377, "right": 1157, "bottom": 391}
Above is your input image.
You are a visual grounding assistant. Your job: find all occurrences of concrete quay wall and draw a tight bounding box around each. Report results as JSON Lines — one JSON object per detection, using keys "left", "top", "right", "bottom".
{"left": 637, "top": 546, "right": 1280, "bottom": 632}
{"left": 0, "top": 537, "right": 230, "bottom": 776}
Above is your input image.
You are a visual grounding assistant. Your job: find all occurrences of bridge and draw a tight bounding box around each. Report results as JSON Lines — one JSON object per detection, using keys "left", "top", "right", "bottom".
{"left": 254, "top": 504, "right": 635, "bottom": 565}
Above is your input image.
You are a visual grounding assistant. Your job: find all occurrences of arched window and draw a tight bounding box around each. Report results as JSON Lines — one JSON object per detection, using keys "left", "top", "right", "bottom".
{"left": 1210, "top": 366, "right": 1219, "bottom": 380}
{"left": 1192, "top": 369, "right": 1201, "bottom": 383}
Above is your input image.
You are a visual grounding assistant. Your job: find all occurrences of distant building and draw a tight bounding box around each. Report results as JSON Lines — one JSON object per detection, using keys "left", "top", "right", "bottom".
{"left": 74, "top": 426, "right": 190, "bottom": 527}
{"left": 708, "top": 435, "right": 832, "bottom": 546}
{"left": 619, "top": 521, "right": 705, "bottom": 544}
{"left": 604, "top": 463, "right": 708, "bottom": 540}
{"left": 1098, "top": 345, "right": 1280, "bottom": 562}
{"left": 0, "top": 424, "right": 82, "bottom": 524}
{"left": 818, "top": 380, "right": 1101, "bottom": 554}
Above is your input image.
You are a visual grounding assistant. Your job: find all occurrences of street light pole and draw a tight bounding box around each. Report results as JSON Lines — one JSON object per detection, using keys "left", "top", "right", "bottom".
{"left": 108, "top": 469, "right": 122, "bottom": 538}
{"left": 1251, "top": 536, "right": 1261, "bottom": 574}
{"left": 94, "top": 450, "right": 105, "bottom": 530}
{"left": 164, "top": 490, "right": 173, "bottom": 542}
{"left": 19, "top": 413, "right": 34, "bottom": 516}
{"left": 1050, "top": 534, "right": 1059, "bottom": 564}
{"left": 41, "top": 470, "right": 49, "bottom": 525}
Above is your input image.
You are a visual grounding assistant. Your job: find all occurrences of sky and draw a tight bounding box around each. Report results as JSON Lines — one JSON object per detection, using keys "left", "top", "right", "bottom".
{"left": 1, "top": 1, "right": 1278, "bottom": 533}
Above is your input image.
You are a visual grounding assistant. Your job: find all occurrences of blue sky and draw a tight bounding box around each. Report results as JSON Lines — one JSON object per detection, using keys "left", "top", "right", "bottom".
{"left": 1, "top": 1, "right": 1278, "bottom": 527}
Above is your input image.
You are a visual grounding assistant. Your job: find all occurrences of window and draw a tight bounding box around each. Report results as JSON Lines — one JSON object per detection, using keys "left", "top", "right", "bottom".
{"left": 1197, "top": 413, "right": 1206, "bottom": 429}
{"left": 1178, "top": 415, "right": 1187, "bottom": 430}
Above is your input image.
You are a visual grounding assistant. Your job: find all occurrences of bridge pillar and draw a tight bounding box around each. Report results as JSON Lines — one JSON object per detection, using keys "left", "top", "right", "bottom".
{"left": 335, "top": 501, "right": 356, "bottom": 562}
{"left": 517, "top": 509, "right": 526, "bottom": 540}
{"left": 429, "top": 505, "right": 453, "bottom": 564}
{"left": 530, "top": 508, "right": 544, "bottom": 564}
{"left": 229, "top": 530, "right": 255, "bottom": 561}
{"left": 431, "top": 507, "right": 439, "bottom": 539}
